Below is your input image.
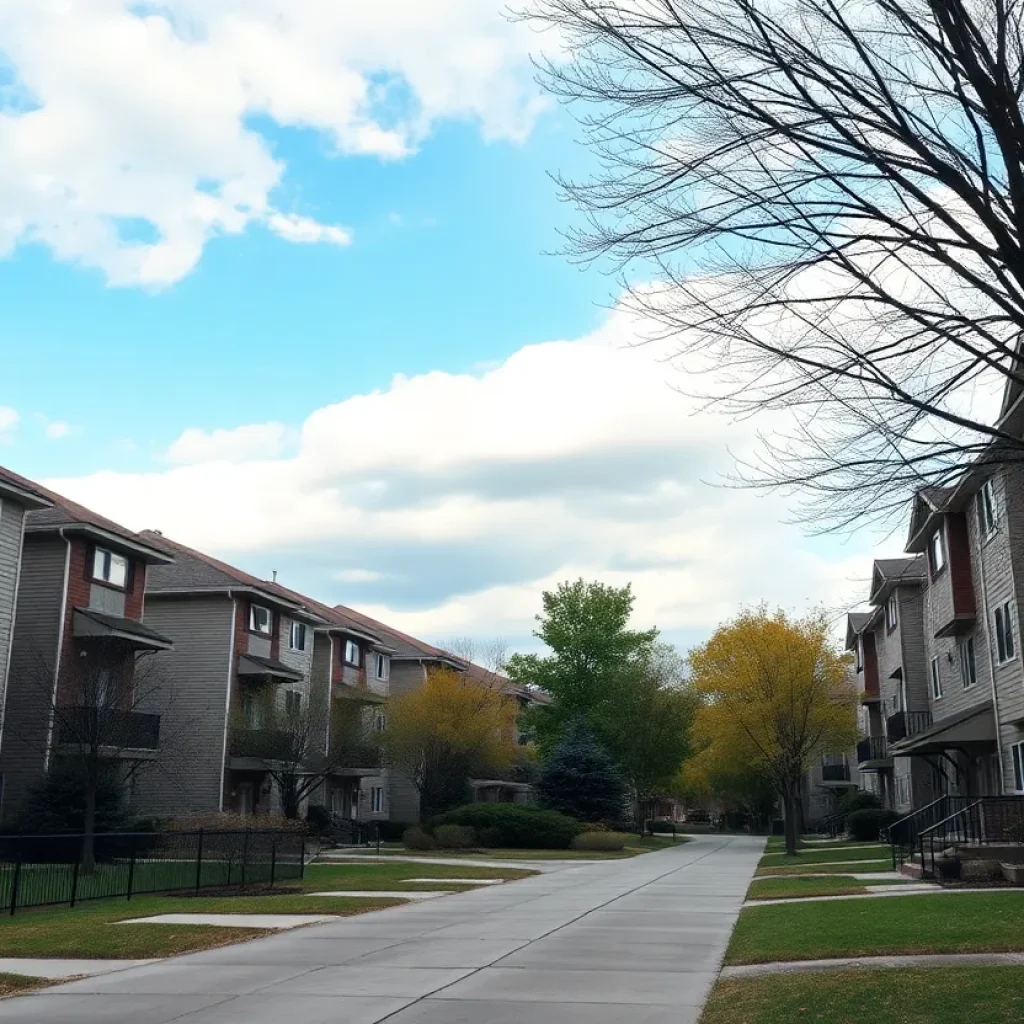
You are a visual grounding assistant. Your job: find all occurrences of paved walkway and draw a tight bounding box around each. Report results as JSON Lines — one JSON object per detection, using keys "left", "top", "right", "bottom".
{"left": 4, "top": 833, "right": 764, "bottom": 1024}
{"left": 722, "top": 951, "right": 1024, "bottom": 978}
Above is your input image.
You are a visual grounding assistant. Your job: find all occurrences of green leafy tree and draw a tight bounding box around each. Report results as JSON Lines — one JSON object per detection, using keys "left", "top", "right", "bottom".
{"left": 600, "top": 646, "right": 697, "bottom": 827}
{"left": 536, "top": 719, "right": 627, "bottom": 822}
{"left": 506, "top": 579, "right": 658, "bottom": 751}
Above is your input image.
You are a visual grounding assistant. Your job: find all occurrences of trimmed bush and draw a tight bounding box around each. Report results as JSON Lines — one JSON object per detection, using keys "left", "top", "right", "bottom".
{"left": 572, "top": 831, "right": 628, "bottom": 851}
{"left": 433, "top": 824, "right": 478, "bottom": 849}
{"left": 846, "top": 807, "right": 899, "bottom": 841}
{"left": 403, "top": 826, "right": 436, "bottom": 851}
{"left": 431, "top": 804, "right": 580, "bottom": 849}
{"left": 838, "top": 790, "right": 882, "bottom": 815}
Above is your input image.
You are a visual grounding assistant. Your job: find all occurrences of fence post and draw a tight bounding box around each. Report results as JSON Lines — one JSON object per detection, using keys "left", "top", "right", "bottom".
{"left": 375, "top": 821, "right": 381, "bottom": 855}
{"left": 241, "top": 830, "right": 249, "bottom": 889}
{"left": 9, "top": 850, "right": 22, "bottom": 917}
{"left": 195, "top": 829, "right": 204, "bottom": 893}
{"left": 270, "top": 840, "right": 277, "bottom": 887}
{"left": 300, "top": 835, "right": 306, "bottom": 879}
{"left": 126, "top": 841, "right": 136, "bottom": 902}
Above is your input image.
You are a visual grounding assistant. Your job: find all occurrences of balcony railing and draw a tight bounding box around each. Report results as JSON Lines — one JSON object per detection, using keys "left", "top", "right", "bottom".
{"left": 330, "top": 743, "right": 383, "bottom": 771}
{"left": 886, "top": 710, "right": 933, "bottom": 744}
{"left": 857, "top": 735, "right": 889, "bottom": 763}
{"left": 229, "top": 729, "right": 296, "bottom": 762}
{"left": 821, "top": 763, "right": 851, "bottom": 782}
{"left": 56, "top": 707, "right": 160, "bottom": 751}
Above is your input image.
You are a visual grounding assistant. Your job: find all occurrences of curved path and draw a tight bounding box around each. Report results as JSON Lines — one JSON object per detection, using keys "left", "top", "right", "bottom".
{"left": 4, "top": 833, "right": 764, "bottom": 1024}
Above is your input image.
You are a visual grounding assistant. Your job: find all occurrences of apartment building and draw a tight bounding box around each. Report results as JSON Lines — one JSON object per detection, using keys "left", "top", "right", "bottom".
{"left": 0, "top": 476, "right": 174, "bottom": 825}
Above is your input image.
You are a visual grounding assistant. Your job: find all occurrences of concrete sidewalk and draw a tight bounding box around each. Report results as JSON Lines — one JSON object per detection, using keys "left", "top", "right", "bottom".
{"left": 5, "top": 833, "right": 765, "bottom": 1024}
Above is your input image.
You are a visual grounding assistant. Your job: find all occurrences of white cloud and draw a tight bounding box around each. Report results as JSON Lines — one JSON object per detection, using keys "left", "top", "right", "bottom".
{"left": 0, "top": 2, "right": 548, "bottom": 286}
{"left": 164, "top": 422, "right": 291, "bottom": 465}
{"left": 266, "top": 213, "right": 352, "bottom": 246}
{"left": 0, "top": 407, "right": 18, "bottom": 436}
{"left": 44, "top": 420, "right": 73, "bottom": 439}
{"left": 46, "top": 301, "right": 880, "bottom": 645}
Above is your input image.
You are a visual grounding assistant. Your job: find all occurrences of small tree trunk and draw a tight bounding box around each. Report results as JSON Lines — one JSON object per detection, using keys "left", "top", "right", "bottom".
{"left": 82, "top": 780, "right": 97, "bottom": 875}
{"left": 782, "top": 785, "right": 798, "bottom": 857}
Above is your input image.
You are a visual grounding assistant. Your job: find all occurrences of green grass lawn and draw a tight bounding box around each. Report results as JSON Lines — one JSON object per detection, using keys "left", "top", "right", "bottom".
{"left": 756, "top": 859, "right": 893, "bottom": 876}
{"left": 340, "top": 836, "right": 686, "bottom": 860}
{"left": 746, "top": 875, "right": 912, "bottom": 900}
{"left": 764, "top": 837, "right": 881, "bottom": 853}
{"left": 701, "top": 967, "right": 1024, "bottom": 1024}
{"left": 726, "top": 892, "right": 1024, "bottom": 964}
{"left": 0, "top": 861, "right": 533, "bottom": 959}
{"left": 758, "top": 844, "right": 889, "bottom": 868}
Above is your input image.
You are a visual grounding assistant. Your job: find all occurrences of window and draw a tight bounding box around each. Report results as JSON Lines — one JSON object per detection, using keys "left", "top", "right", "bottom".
{"left": 885, "top": 595, "right": 899, "bottom": 632}
{"left": 249, "top": 604, "right": 272, "bottom": 635}
{"left": 959, "top": 636, "right": 977, "bottom": 689}
{"left": 928, "top": 526, "right": 947, "bottom": 577}
{"left": 344, "top": 640, "right": 360, "bottom": 666}
{"left": 855, "top": 639, "right": 863, "bottom": 673}
{"left": 289, "top": 621, "right": 307, "bottom": 651}
{"left": 930, "top": 656, "right": 943, "bottom": 699}
{"left": 375, "top": 653, "right": 389, "bottom": 680}
{"left": 285, "top": 690, "right": 302, "bottom": 717}
{"left": 978, "top": 478, "right": 1000, "bottom": 537}
{"left": 370, "top": 786, "right": 384, "bottom": 814}
{"left": 374, "top": 712, "right": 387, "bottom": 733}
{"left": 1013, "top": 742, "right": 1024, "bottom": 792}
{"left": 995, "top": 600, "right": 1016, "bottom": 664}
{"left": 92, "top": 547, "right": 128, "bottom": 588}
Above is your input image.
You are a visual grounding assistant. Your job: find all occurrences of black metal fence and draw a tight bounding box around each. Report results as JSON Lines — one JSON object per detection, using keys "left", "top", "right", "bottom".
{"left": 0, "top": 829, "right": 306, "bottom": 915}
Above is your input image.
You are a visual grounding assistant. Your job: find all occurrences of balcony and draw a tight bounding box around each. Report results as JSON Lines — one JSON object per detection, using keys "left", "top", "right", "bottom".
{"left": 886, "top": 710, "right": 933, "bottom": 744}
{"left": 821, "top": 763, "right": 852, "bottom": 783}
{"left": 329, "top": 742, "right": 383, "bottom": 773}
{"left": 857, "top": 735, "right": 891, "bottom": 770}
{"left": 56, "top": 707, "right": 161, "bottom": 751}
{"left": 228, "top": 728, "right": 296, "bottom": 762}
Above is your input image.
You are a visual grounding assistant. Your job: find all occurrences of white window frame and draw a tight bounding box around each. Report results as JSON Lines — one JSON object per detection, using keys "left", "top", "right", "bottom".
{"left": 285, "top": 690, "right": 302, "bottom": 717}
{"left": 375, "top": 712, "right": 387, "bottom": 733}
{"left": 995, "top": 600, "right": 1016, "bottom": 664}
{"left": 375, "top": 653, "right": 390, "bottom": 680}
{"left": 344, "top": 640, "right": 360, "bottom": 666}
{"left": 93, "top": 547, "right": 128, "bottom": 589}
{"left": 249, "top": 604, "right": 272, "bottom": 635}
{"left": 1012, "top": 741, "right": 1024, "bottom": 792}
{"left": 959, "top": 636, "right": 977, "bottom": 689}
{"left": 371, "top": 786, "right": 383, "bottom": 813}
{"left": 885, "top": 594, "right": 899, "bottom": 631}
{"left": 930, "top": 656, "right": 943, "bottom": 699}
{"left": 978, "top": 478, "right": 1000, "bottom": 538}
{"left": 928, "top": 525, "right": 947, "bottom": 577}
{"left": 288, "top": 620, "right": 307, "bottom": 652}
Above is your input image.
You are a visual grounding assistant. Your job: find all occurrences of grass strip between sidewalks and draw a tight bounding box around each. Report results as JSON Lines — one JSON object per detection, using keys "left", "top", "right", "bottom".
{"left": 746, "top": 875, "right": 912, "bottom": 900}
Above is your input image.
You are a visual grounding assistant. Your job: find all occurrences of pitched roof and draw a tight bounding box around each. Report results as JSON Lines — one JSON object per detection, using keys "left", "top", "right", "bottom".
{"left": 256, "top": 583, "right": 389, "bottom": 648}
{"left": 845, "top": 611, "right": 872, "bottom": 650}
{"left": 140, "top": 531, "right": 323, "bottom": 619}
{"left": 0, "top": 464, "right": 171, "bottom": 563}
{"left": 0, "top": 465, "right": 53, "bottom": 510}
{"left": 874, "top": 556, "right": 926, "bottom": 580}
{"left": 333, "top": 604, "right": 462, "bottom": 664}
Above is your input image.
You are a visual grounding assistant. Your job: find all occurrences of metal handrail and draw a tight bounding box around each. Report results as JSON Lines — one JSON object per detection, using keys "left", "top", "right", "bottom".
{"left": 885, "top": 795, "right": 951, "bottom": 869}
{"left": 916, "top": 796, "right": 1024, "bottom": 877}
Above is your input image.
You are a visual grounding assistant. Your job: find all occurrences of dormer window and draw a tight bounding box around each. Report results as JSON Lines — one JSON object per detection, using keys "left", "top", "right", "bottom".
{"left": 289, "top": 621, "right": 307, "bottom": 651}
{"left": 92, "top": 547, "right": 128, "bottom": 589}
{"left": 928, "top": 525, "right": 947, "bottom": 578}
{"left": 885, "top": 595, "right": 899, "bottom": 632}
{"left": 344, "top": 640, "right": 361, "bottom": 666}
{"left": 978, "top": 478, "right": 999, "bottom": 537}
{"left": 249, "top": 604, "right": 272, "bottom": 635}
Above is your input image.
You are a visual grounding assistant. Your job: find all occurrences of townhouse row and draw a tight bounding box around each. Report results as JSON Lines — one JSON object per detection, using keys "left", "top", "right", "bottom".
{"left": 846, "top": 458, "right": 1024, "bottom": 815}
{"left": 0, "top": 463, "right": 537, "bottom": 829}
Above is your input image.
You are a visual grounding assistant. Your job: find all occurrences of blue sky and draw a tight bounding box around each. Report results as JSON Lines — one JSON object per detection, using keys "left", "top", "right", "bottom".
{"left": 0, "top": 2, "right": 878, "bottom": 653}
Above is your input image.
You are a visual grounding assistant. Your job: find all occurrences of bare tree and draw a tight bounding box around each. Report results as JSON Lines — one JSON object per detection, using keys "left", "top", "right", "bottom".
{"left": 230, "top": 690, "right": 381, "bottom": 820}
{"left": 528, "top": 0, "right": 1024, "bottom": 529}
{"left": 9, "top": 639, "right": 195, "bottom": 871}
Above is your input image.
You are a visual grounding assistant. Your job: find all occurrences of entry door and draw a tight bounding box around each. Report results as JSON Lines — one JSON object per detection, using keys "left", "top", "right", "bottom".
{"left": 238, "top": 782, "right": 254, "bottom": 818}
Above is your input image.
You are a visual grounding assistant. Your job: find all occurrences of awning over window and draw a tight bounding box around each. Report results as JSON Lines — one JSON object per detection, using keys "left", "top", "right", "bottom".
{"left": 237, "top": 654, "right": 303, "bottom": 683}
{"left": 73, "top": 608, "right": 173, "bottom": 652}
{"left": 890, "top": 703, "right": 996, "bottom": 755}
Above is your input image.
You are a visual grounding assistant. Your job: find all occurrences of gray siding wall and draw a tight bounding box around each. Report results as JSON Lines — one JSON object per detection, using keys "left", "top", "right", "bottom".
{"left": 0, "top": 535, "right": 68, "bottom": 825}
{"left": 981, "top": 467, "right": 1024, "bottom": 790}
{"left": 134, "top": 596, "right": 235, "bottom": 816}
{"left": 0, "top": 498, "right": 26, "bottom": 727}
{"left": 274, "top": 614, "right": 314, "bottom": 720}
{"left": 386, "top": 661, "right": 428, "bottom": 823}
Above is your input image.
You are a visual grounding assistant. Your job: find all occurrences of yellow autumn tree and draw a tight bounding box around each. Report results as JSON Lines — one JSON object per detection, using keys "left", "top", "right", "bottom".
{"left": 688, "top": 608, "right": 857, "bottom": 854}
{"left": 381, "top": 667, "right": 518, "bottom": 820}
